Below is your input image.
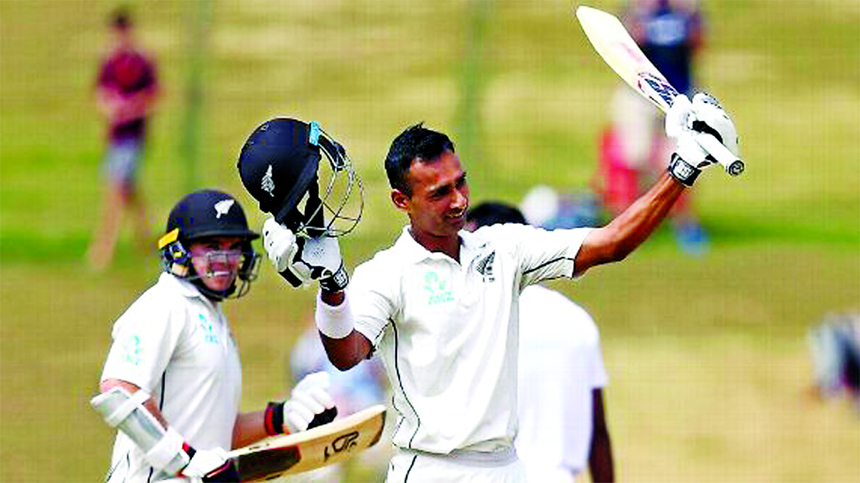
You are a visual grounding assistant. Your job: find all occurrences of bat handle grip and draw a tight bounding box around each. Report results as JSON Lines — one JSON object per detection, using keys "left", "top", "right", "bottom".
{"left": 694, "top": 132, "right": 744, "bottom": 177}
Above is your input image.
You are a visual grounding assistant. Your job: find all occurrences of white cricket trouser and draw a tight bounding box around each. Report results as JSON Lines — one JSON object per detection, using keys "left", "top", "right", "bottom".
{"left": 385, "top": 447, "right": 527, "bottom": 483}
{"left": 522, "top": 465, "right": 577, "bottom": 483}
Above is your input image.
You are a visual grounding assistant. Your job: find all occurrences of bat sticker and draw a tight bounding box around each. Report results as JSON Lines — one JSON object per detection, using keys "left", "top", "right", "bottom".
{"left": 638, "top": 72, "right": 679, "bottom": 108}
{"left": 324, "top": 431, "right": 360, "bottom": 461}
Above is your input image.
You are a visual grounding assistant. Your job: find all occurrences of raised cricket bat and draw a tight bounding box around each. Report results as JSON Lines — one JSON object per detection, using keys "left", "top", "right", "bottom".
{"left": 228, "top": 404, "right": 386, "bottom": 482}
{"left": 576, "top": 5, "right": 744, "bottom": 176}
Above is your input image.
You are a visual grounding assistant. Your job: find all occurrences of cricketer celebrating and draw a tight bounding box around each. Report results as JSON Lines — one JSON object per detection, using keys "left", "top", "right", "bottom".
{"left": 246, "top": 93, "right": 740, "bottom": 482}
{"left": 91, "top": 190, "right": 337, "bottom": 482}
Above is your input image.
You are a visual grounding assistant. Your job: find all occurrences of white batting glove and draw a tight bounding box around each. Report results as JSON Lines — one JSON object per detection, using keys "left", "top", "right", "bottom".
{"left": 665, "top": 93, "right": 739, "bottom": 186}
{"left": 262, "top": 217, "right": 349, "bottom": 291}
{"left": 262, "top": 217, "right": 299, "bottom": 275}
{"left": 292, "top": 236, "right": 349, "bottom": 292}
{"left": 690, "top": 92, "right": 740, "bottom": 159}
{"left": 283, "top": 372, "right": 337, "bottom": 433}
{"left": 665, "top": 93, "right": 694, "bottom": 139}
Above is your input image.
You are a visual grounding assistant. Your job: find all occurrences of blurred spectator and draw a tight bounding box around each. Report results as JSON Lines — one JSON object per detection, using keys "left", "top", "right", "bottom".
{"left": 520, "top": 185, "right": 601, "bottom": 230}
{"left": 466, "top": 201, "right": 615, "bottom": 483}
{"left": 289, "top": 321, "right": 391, "bottom": 481}
{"left": 86, "top": 7, "right": 161, "bottom": 270}
{"left": 595, "top": 0, "right": 707, "bottom": 255}
{"left": 808, "top": 312, "right": 860, "bottom": 412}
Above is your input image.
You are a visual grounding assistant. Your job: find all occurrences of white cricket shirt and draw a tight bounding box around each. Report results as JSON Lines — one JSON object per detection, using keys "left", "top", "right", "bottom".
{"left": 100, "top": 273, "right": 242, "bottom": 482}
{"left": 349, "top": 224, "right": 592, "bottom": 454}
{"left": 515, "top": 285, "right": 608, "bottom": 482}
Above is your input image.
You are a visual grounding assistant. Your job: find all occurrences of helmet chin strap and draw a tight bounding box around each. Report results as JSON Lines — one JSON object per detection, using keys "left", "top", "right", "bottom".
{"left": 190, "top": 276, "right": 235, "bottom": 301}
{"left": 185, "top": 266, "right": 237, "bottom": 301}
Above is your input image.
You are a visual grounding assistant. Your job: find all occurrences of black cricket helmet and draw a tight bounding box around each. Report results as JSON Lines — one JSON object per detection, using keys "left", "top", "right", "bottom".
{"left": 237, "top": 118, "right": 363, "bottom": 238}
{"left": 157, "top": 189, "right": 261, "bottom": 300}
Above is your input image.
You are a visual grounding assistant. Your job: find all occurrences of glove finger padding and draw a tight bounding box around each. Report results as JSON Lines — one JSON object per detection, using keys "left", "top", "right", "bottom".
{"left": 293, "top": 372, "right": 331, "bottom": 394}
{"left": 298, "top": 237, "right": 343, "bottom": 279}
{"left": 281, "top": 236, "right": 349, "bottom": 291}
{"left": 283, "top": 399, "right": 316, "bottom": 433}
{"left": 675, "top": 134, "right": 709, "bottom": 169}
{"left": 283, "top": 372, "right": 337, "bottom": 433}
{"left": 305, "top": 385, "right": 335, "bottom": 410}
{"left": 289, "top": 390, "right": 326, "bottom": 415}
{"left": 691, "top": 93, "right": 740, "bottom": 158}
{"left": 262, "top": 218, "right": 299, "bottom": 275}
{"left": 665, "top": 94, "right": 693, "bottom": 139}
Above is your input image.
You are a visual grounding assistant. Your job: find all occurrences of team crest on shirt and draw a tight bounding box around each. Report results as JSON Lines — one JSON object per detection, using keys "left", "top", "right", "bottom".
{"left": 475, "top": 251, "right": 495, "bottom": 283}
{"left": 423, "top": 271, "right": 454, "bottom": 305}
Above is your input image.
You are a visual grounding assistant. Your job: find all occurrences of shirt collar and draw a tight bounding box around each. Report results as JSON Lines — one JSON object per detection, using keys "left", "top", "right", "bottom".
{"left": 393, "top": 225, "right": 480, "bottom": 265}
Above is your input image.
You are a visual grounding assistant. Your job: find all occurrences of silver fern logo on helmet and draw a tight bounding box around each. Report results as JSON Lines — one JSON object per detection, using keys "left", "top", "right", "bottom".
{"left": 238, "top": 118, "right": 364, "bottom": 239}
{"left": 261, "top": 165, "right": 275, "bottom": 197}
{"left": 214, "top": 199, "right": 235, "bottom": 218}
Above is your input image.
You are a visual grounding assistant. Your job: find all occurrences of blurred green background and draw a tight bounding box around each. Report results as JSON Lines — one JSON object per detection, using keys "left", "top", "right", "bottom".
{"left": 1, "top": 0, "right": 858, "bottom": 481}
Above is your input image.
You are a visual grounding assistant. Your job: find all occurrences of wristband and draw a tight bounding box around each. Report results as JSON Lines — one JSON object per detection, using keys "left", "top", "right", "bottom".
{"left": 315, "top": 290, "right": 355, "bottom": 339}
{"left": 319, "top": 264, "right": 349, "bottom": 292}
{"left": 668, "top": 153, "right": 700, "bottom": 187}
{"left": 264, "top": 401, "right": 287, "bottom": 436}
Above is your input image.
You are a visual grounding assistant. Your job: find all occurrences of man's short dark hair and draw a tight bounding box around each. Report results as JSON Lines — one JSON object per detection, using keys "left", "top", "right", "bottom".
{"left": 384, "top": 123, "right": 455, "bottom": 196}
{"left": 466, "top": 201, "right": 527, "bottom": 229}
{"left": 110, "top": 7, "right": 132, "bottom": 30}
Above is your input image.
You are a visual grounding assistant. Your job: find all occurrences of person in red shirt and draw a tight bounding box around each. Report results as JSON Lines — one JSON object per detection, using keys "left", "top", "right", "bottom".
{"left": 87, "top": 8, "right": 161, "bottom": 270}
{"left": 596, "top": 0, "right": 708, "bottom": 255}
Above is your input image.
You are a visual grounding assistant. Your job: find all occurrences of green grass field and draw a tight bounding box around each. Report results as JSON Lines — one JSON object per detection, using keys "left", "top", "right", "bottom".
{"left": 1, "top": 0, "right": 858, "bottom": 481}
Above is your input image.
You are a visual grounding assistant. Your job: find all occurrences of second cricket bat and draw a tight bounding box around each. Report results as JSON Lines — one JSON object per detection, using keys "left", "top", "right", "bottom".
{"left": 228, "top": 404, "right": 386, "bottom": 482}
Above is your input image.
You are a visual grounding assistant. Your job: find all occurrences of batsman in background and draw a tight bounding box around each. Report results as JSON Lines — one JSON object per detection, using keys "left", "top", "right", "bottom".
{"left": 597, "top": 0, "right": 708, "bottom": 254}
{"left": 91, "top": 190, "right": 337, "bottom": 482}
{"left": 466, "top": 202, "right": 614, "bottom": 483}
{"left": 246, "top": 89, "right": 739, "bottom": 481}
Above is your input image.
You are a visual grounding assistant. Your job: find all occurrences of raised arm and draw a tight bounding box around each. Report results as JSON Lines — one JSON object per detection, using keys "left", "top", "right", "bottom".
{"left": 575, "top": 93, "right": 740, "bottom": 276}
{"left": 575, "top": 172, "right": 684, "bottom": 275}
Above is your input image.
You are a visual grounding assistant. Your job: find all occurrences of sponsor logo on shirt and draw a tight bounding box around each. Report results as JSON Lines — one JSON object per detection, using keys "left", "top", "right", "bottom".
{"left": 475, "top": 251, "right": 495, "bottom": 283}
{"left": 198, "top": 314, "right": 220, "bottom": 344}
{"left": 122, "top": 334, "right": 143, "bottom": 366}
{"left": 423, "top": 271, "right": 454, "bottom": 306}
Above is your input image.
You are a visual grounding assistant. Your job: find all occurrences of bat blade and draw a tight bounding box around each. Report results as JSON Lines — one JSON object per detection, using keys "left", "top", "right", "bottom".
{"left": 576, "top": 6, "right": 675, "bottom": 113}
{"left": 575, "top": 6, "right": 744, "bottom": 176}
{"left": 229, "top": 404, "right": 387, "bottom": 482}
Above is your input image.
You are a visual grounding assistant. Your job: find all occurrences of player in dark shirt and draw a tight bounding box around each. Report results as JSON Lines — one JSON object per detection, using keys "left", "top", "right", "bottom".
{"left": 87, "top": 8, "right": 161, "bottom": 270}
{"left": 628, "top": 0, "right": 703, "bottom": 96}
